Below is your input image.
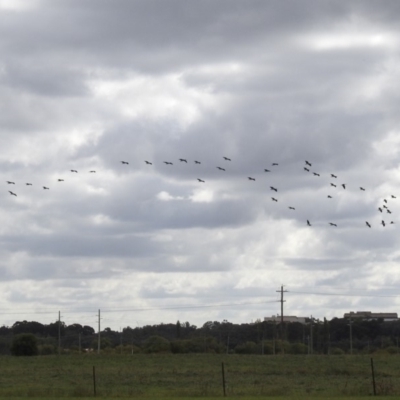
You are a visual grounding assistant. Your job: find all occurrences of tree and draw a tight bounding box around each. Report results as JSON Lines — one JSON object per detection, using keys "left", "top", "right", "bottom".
{"left": 11, "top": 333, "right": 38, "bottom": 356}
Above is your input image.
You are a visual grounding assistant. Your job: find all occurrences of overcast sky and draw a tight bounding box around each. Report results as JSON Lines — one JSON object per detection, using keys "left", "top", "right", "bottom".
{"left": 1, "top": 0, "right": 400, "bottom": 330}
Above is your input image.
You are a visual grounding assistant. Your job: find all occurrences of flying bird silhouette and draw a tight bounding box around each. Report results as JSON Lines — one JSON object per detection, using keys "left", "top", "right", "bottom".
{"left": 8, "top": 191, "right": 16, "bottom": 196}
{"left": 305, "top": 161, "right": 312, "bottom": 166}
{"left": 330, "top": 183, "right": 337, "bottom": 187}
{"left": 331, "top": 174, "right": 337, "bottom": 178}
{"left": 272, "top": 163, "right": 278, "bottom": 166}
{"left": 248, "top": 177, "right": 255, "bottom": 181}
{"left": 163, "top": 162, "right": 173, "bottom": 165}
{"left": 360, "top": 187, "right": 365, "bottom": 191}
{"left": 384, "top": 199, "right": 388, "bottom": 203}
{"left": 307, "top": 220, "right": 311, "bottom": 226}
{"left": 342, "top": 184, "right": 346, "bottom": 189}
{"left": 58, "top": 179, "right": 64, "bottom": 182}
{"left": 271, "top": 197, "right": 278, "bottom": 202}
{"left": 71, "top": 169, "right": 78, "bottom": 172}
{"left": 313, "top": 172, "right": 320, "bottom": 176}
{"left": 366, "top": 221, "right": 371, "bottom": 228}
{"left": 194, "top": 161, "right": 201, "bottom": 164}
{"left": 270, "top": 186, "right": 278, "bottom": 192}
{"left": 223, "top": 157, "right": 231, "bottom": 161}
{"left": 304, "top": 167, "right": 310, "bottom": 172}
{"left": 288, "top": 207, "right": 295, "bottom": 210}
{"left": 378, "top": 207, "right": 383, "bottom": 212}
{"left": 6, "top": 181, "right": 15, "bottom": 184}
{"left": 43, "top": 187, "right": 49, "bottom": 190}
{"left": 387, "top": 210, "right": 392, "bottom": 214}
{"left": 144, "top": 161, "right": 152, "bottom": 165}
{"left": 264, "top": 169, "right": 271, "bottom": 172}
{"left": 327, "top": 195, "right": 332, "bottom": 198}
{"left": 391, "top": 195, "right": 396, "bottom": 199}
{"left": 216, "top": 167, "right": 225, "bottom": 171}
{"left": 179, "top": 159, "right": 188, "bottom": 163}
{"left": 382, "top": 220, "right": 386, "bottom": 227}
{"left": 197, "top": 179, "right": 205, "bottom": 183}
{"left": 26, "top": 183, "right": 32, "bottom": 186}
{"left": 329, "top": 223, "right": 337, "bottom": 227}
{"left": 89, "top": 171, "right": 96, "bottom": 173}
{"left": 120, "top": 161, "right": 128, "bottom": 165}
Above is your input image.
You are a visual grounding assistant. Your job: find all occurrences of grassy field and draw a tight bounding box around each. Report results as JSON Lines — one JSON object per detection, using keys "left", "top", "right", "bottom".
{"left": 0, "top": 353, "right": 398, "bottom": 397}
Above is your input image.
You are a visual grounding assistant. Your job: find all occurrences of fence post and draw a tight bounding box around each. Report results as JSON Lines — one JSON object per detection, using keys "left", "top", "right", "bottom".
{"left": 370, "top": 358, "right": 376, "bottom": 396}
{"left": 93, "top": 366, "right": 96, "bottom": 396}
{"left": 221, "top": 362, "right": 226, "bottom": 397}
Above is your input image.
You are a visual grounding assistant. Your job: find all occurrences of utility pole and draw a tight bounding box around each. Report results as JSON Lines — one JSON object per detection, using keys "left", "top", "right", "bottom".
{"left": 97, "top": 309, "right": 101, "bottom": 355}
{"left": 348, "top": 318, "right": 353, "bottom": 355}
{"left": 276, "top": 285, "right": 287, "bottom": 340}
{"left": 310, "top": 316, "right": 313, "bottom": 355}
{"left": 58, "top": 311, "right": 62, "bottom": 356}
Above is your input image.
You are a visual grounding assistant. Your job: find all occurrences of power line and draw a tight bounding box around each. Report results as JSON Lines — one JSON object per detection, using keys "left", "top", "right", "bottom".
{"left": 289, "top": 290, "right": 400, "bottom": 298}
{"left": 0, "top": 300, "right": 279, "bottom": 316}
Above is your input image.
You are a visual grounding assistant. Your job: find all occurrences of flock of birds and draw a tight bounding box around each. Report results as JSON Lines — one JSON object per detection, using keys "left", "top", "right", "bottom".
{"left": 5, "top": 157, "right": 397, "bottom": 229}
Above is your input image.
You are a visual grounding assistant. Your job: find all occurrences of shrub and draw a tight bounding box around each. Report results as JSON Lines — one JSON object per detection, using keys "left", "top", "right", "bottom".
{"left": 235, "top": 341, "right": 258, "bottom": 354}
{"left": 144, "top": 336, "right": 171, "bottom": 353}
{"left": 330, "top": 347, "right": 345, "bottom": 355}
{"left": 290, "top": 343, "right": 308, "bottom": 354}
{"left": 11, "top": 333, "right": 38, "bottom": 356}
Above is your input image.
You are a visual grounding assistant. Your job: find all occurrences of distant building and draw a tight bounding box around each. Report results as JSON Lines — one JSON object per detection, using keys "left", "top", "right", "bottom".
{"left": 264, "top": 315, "right": 307, "bottom": 324}
{"left": 344, "top": 311, "right": 398, "bottom": 322}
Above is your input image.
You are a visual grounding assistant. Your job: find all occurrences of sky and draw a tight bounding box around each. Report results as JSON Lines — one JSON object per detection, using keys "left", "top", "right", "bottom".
{"left": 1, "top": 0, "right": 400, "bottom": 330}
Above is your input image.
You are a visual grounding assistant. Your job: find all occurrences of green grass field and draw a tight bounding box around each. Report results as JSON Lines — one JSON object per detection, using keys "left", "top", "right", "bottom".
{"left": 0, "top": 353, "right": 398, "bottom": 398}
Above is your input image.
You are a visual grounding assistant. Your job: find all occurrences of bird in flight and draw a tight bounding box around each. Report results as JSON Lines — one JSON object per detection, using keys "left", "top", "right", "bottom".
{"left": 387, "top": 210, "right": 392, "bottom": 214}
{"left": 307, "top": 220, "right": 311, "bottom": 226}
{"left": 217, "top": 167, "right": 226, "bottom": 171}
{"left": 378, "top": 207, "right": 383, "bottom": 212}
{"left": 223, "top": 157, "right": 231, "bottom": 161}
{"left": 43, "top": 186, "right": 49, "bottom": 190}
{"left": 197, "top": 179, "right": 205, "bottom": 183}
{"left": 6, "top": 181, "right": 15, "bottom": 184}
{"left": 330, "top": 183, "right": 336, "bottom": 187}
{"left": 313, "top": 172, "right": 320, "bottom": 176}
{"left": 383, "top": 199, "right": 388, "bottom": 203}
{"left": 58, "top": 179, "right": 64, "bottom": 182}
{"left": 194, "top": 161, "right": 201, "bottom": 164}
{"left": 342, "top": 184, "right": 346, "bottom": 189}
{"left": 271, "top": 197, "right": 278, "bottom": 202}
{"left": 26, "top": 183, "right": 32, "bottom": 186}
{"left": 288, "top": 207, "right": 295, "bottom": 210}
{"left": 366, "top": 221, "right": 371, "bottom": 228}
{"left": 272, "top": 163, "right": 278, "bottom": 166}
{"left": 331, "top": 174, "right": 337, "bottom": 178}
{"left": 120, "top": 161, "right": 128, "bottom": 165}
{"left": 329, "top": 222, "right": 337, "bottom": 227}
{"left": 270, "top": 186, "right": 278, "bottom": 192}
{"left": 248, "top": 177, "right": 255, "bottom": 181}
{"left": 304, "top": 167, "right": 309, "bottom": 172}
{"left": 305, "top": 161, "right": 312, "bottom": 166}
{"left": 360, "top": 187, "right": 365, "bottom": 191}
{"left": 145, "top": 161, "right": 152, "bottom": 165}
{"left": 163, "top": 162, "right": 173, "bottom": 165}
{"left": 382, "top": 220, "right": 386, "bottom": 227}
{"left": 179, "top": 159, "right": 188, "bottom": 163}
{"left": 8, "top": 191, "right": 16, "bottom": 196}
{"left": 391, "top": 195, "right": 396, "bottom": 199}
{"left": 264, "top": 169, "right": 271, "bottom": 172}
{"left": 327, "top": 195, "right": 332, "bottom": 198}
{"left": 89, "top": 171, "right": 96, "bottom": 173}
{"left": 383, "top": 205, "right": 388, "bottom": 209}
{"left": 71, "top": 169, "right": 78, "bottom": 172}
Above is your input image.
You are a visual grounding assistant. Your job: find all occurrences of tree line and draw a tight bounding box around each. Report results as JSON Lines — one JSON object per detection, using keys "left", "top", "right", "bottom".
{"left": 3, "top": 317, "right": 400, "bottom": 355}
